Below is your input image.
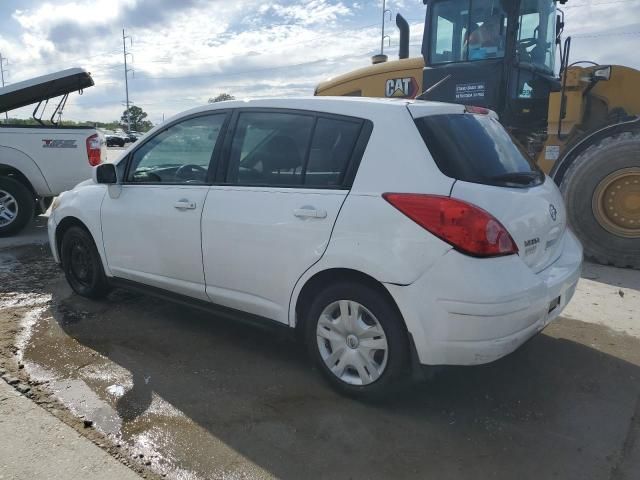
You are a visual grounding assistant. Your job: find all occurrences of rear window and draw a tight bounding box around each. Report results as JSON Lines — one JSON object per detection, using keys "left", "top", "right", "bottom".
{"left": 414, "top": 114, "right": 543, "bottom": 187}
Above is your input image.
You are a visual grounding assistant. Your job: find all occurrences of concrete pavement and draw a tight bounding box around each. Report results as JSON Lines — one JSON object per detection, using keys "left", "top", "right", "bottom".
{"left": 0, "top": 379, "right": 140, "bottom": 480}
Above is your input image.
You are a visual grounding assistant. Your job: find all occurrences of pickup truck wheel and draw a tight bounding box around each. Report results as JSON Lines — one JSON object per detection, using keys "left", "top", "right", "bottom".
{"left": 61, "top": 226, "right": 111, "bottom": 299}
{"left": 305, "top": 282, "right": 410, "bottom": 399}
{"left": 0, "top": 177, "right": 35, "bottom": 237}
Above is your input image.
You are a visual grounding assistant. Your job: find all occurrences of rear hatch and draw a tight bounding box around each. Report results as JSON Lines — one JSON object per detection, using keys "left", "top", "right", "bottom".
{"left": 409, "top": 107, "right": 566, "bottom": 272}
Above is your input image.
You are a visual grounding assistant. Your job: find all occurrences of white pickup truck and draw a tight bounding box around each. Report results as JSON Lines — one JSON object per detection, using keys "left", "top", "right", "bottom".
{"left": 0, "top": 68, "right": 105, "bottom": 236}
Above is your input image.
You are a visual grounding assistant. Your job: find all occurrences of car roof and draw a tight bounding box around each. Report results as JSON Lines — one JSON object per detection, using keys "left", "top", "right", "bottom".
{"left": 167, "top": 96, "right": 465, "bottom": 123}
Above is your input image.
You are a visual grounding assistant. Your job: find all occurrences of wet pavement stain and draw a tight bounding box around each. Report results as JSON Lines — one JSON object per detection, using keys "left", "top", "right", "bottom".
{"left": 1, "top": 244, "right": 640, "bottom": 480}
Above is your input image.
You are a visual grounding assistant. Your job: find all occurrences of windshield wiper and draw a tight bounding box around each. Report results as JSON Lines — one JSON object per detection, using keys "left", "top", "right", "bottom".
{"left": 487, "top": 172, "right": 542, "bottom": 185}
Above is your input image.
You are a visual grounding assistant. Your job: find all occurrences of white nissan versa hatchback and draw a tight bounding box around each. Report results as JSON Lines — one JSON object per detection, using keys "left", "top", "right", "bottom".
{"left": 48, "top": 97, "right": 582, "bottom": 397}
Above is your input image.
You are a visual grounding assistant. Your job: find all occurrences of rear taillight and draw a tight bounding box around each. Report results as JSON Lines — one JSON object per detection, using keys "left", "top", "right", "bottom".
{"left": 86, "top": 133, "right": 102, "bottom": 166}
{"left": 382, "top": 193, "right": 518, "bottom": 257}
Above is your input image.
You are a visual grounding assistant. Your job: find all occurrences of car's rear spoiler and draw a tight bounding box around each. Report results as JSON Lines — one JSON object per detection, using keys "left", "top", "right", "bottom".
{"left": 0, "top": 68, "right": 94, "bottom": 124}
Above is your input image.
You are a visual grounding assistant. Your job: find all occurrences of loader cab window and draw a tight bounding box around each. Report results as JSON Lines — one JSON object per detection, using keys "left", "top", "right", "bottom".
{"left": 517, "top": 0, "right": 557, "bottom": 74}
{"left": 429, "top": 0, "right": 507, "bottom": 64}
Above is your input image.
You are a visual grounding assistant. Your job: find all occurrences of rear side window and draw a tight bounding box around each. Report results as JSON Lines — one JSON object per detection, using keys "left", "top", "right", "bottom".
{"left": 414, "top": 114, "right": 543, "bottom": 187}
{"left": 227, "top": 112, "right": 314, "bottom": 186}
{"left": 226, "top": 111, "right": 364, "bottom": 188}
{"left": 306, "top": 117, "right": 361, "bottom": 187}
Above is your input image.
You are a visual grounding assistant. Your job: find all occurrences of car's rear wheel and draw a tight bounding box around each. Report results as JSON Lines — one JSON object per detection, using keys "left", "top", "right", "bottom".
{"left": 305, "top": 282, "right": 409, "bottom": 398}
{"left": 0, "top": 177, "right": 35, "bottom": 237}
{"left": 61, "top": 226, "right": 111, "bottom": 299}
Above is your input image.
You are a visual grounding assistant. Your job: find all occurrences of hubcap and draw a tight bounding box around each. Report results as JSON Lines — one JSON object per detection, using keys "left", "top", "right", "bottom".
{"left": 593, "top": 167, "right": 640, "bottom": 238}
{"left": 0, "top": 189, "right": 18, "bottom": 227}
{"left": 316, "top": 300, "right": 388, "bottom": 386}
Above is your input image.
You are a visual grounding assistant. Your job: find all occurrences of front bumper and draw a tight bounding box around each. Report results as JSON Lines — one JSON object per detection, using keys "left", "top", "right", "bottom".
{"left": 47, "top": 212, "right": 60, "bottom": 264}
{"left": 386, "top": 230, "right": 583, "bottom": 366}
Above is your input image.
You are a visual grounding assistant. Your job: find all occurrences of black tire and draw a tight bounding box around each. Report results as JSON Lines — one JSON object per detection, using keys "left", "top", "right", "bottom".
{"left": 0, "top": 176, "right": 35, "bottom": 237}
{"left": 61, "top": 226, "right": 111, "bottom": 299}
{"left": 35, "top": 197, "right": 53, "bottom": 216}
{"left": 559, "top": 130, "right": 640, "bottom": 269}
{"left": 304, "top": 282, "right": 410, "bottom": 399}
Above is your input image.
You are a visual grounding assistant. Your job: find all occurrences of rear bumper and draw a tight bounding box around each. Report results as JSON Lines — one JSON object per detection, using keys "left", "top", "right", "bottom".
{"left": 386, "top": 230, "right": 582, "bottom": 366}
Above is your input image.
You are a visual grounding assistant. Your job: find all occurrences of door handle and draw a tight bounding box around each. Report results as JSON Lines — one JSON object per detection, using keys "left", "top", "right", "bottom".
{"left": 174, "top": 199, "right": 197, "bottom": 210}
{"left": 293, "top": 207, "right": 327, "bottom": 219}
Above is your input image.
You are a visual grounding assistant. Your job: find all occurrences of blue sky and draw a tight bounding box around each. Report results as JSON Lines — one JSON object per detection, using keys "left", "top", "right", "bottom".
{"left": 1, "top": 0, "right": 639, "bottom": 124}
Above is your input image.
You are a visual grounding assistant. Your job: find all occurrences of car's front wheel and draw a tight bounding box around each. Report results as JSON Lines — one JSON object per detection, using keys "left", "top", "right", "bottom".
{"left": 305, "top": 282, "right": 410, "bottom": 398}
{"left": 61, "top": 226, "right": 111, "bottom": 299}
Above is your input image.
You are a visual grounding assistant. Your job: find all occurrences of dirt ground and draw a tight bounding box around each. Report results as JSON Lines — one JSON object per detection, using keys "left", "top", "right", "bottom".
{"left": 1, "top": 242, "right": 639, "bottom": 480}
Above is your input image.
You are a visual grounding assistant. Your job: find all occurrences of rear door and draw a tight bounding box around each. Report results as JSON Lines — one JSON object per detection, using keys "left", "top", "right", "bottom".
{"left": 202, "top": 109, "right": 368, "bottom": 323}
{"left": 410, "top": 108, "right": 566, "bottom": 272}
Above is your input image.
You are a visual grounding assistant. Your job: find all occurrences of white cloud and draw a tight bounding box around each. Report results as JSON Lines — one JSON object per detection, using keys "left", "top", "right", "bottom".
{"left": 266, "top": 0, "right": 352, "bottom": 25}
{"left": 2, "top": 0, "right": 639, "bottom": 124}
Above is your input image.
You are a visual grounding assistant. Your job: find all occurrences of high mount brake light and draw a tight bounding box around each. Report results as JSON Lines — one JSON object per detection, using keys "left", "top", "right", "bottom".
{"left": 382, "top": 193, "right": 518, "bottom": 257}
{"left": 464, "top": 105, "right": 490, "bottom": 115}
{"left": 86, "top": 133, "right": 102, "bottom": 166}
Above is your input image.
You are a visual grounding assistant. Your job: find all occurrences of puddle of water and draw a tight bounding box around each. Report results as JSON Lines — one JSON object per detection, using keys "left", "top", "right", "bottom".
{"left": 5, "top": 246, "right": 640, "bottom": 480}
{"left": 0, "top": 251, "right": 19, "bottom": 274}
{"left": 0, "top": 292, "right": 51, "bottom": 309}
{"left": 14, "top": 294, "right": 259, "bottom": 480}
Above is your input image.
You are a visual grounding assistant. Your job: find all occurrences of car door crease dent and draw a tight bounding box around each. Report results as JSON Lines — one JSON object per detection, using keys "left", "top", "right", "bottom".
{"left": 98, "top": 187, "right": 109, "bottom": 271}
{"left": 287, "top": 189, "right": 351, "bottom": 327}
{"left": 199, "top": 186, "right": 213, "bottom": 292}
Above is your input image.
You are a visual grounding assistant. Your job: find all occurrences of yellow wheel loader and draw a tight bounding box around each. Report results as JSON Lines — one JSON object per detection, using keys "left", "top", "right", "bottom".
{"left": 316, "top": 0, "right": 640, "bottom": 268}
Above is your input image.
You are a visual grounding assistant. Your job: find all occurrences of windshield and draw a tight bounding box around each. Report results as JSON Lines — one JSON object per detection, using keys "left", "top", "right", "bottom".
{"left": 517, "top": 0, "right": 557, "bottom": 73}
{"left": 427, "top": 0, "right": 557, "bottom": 72}
{"left": 428, "top": 0, "right": 508, "bottom": 64}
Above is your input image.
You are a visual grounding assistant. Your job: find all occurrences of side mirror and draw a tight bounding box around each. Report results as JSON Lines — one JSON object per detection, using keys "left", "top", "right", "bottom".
{"left": 94, "top": 163, "right": 117, "bottom": 184}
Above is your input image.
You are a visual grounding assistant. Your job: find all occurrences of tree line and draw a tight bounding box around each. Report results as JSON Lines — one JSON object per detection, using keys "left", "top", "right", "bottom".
{"left": 4, "top": 94, "right": 236, "bottom": 131}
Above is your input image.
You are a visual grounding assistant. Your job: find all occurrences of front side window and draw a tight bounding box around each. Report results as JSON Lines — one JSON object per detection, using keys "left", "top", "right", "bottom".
{"left": 128, "top": 114, "right": 226, "bottom": 184}
{"left": 517, "top": 0, "right": 557, "bottom": 74}
{"left": 430, "top": 0, "right": 507, "bottom": 64}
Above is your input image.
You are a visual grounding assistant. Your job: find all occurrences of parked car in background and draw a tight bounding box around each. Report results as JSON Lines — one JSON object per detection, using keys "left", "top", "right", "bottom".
{"left": 48, "top": 97, "right": 582, "bottom": 397}
{"left": 0, "top": 68, "right": 105, "bottom": 236}
{"left": 105, "top": 134, "right": 125, "bottom": 147}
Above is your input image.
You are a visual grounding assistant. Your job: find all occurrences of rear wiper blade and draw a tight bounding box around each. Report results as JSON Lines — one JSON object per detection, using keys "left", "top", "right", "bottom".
{"left": 487, "top": 172, "right": 542, "bottom": 184}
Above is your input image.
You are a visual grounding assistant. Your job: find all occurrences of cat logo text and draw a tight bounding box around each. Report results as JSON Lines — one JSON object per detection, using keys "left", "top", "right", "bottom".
{"left": 385, "top": 77, "right": 419, "bottom": 98}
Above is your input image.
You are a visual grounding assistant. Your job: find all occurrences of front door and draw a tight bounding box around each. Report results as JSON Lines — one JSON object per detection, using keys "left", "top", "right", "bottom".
{"left": 202, "top": 110, "right": 366, "bottom": 323}
{"left": 101, "top": 112, "right": 228, "bottom": 300}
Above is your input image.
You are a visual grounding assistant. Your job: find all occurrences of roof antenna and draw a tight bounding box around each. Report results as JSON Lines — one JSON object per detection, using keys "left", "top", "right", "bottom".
{"left": 417, "top": 74, "right": 452, "bottom": 100}
{"left": 372, "top": 0, "right": 392, "bottom": 64}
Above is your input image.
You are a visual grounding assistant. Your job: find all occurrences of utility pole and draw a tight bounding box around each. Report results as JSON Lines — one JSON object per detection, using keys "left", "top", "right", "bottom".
{"left": 0, "top": 53, "right": 8, "bottom": 123}
{"left": 122, "top": 29, "right": 133, "bottom": 133}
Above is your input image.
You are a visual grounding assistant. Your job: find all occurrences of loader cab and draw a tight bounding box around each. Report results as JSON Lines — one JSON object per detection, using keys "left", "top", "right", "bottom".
{"left": 420, "top": 0, "right": 563, "bottom": 131}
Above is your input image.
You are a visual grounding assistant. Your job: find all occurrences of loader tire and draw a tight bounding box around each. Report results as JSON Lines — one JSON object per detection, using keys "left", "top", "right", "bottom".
{"left": 559, "top": 130, "right": 640, "bottom": 269}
